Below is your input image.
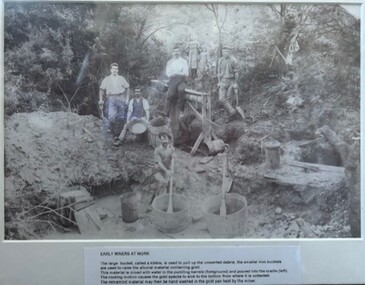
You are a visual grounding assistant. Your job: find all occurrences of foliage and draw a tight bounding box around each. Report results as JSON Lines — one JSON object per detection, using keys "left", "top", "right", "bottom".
{"left": 4, "top": 3, "right": 360, "bottom": 117}
{"left": 4, "top": 2, "right": 169, "bottom": 115}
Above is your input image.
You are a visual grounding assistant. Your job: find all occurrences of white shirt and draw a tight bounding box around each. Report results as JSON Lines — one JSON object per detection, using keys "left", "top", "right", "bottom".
{"left": 165, "top": 57, "right": 189, "bottom": 78}
{"left": 100, "top": 74, "right": 129, "bottom": 95}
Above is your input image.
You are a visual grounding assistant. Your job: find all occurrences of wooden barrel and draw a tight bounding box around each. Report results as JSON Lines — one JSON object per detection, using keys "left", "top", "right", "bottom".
{"left": 203, "top": 193, "right": 247, "bottom": 238}
{"left": 148, "top": 117, "right": 172, "bottom": 148}
{"left": 120, "top": 192, "right": 139, "bottom": 223}
{"left": 57, "top": 186, "right": 93, "bottom": 227}
{"left": 150, "top": 193, "right": 191, "bottom": 233}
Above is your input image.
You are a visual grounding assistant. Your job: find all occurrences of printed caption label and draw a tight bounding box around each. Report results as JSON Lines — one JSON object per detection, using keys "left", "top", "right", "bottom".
{"left": 84, "top": 246, "right": 301, "bottom": 285}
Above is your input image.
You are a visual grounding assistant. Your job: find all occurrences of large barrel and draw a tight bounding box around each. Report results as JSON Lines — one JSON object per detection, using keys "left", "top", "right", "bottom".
{"left": 148, "top": 117, "right": 172, "bottom": 148}
{"left": 150, "top": 193, "right": 191, "bottom": 233}
{"left": 202, "top": 193, "right": 247, "bottom": 238}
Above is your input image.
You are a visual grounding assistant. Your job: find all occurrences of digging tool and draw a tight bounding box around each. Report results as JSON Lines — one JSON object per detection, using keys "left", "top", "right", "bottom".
{"left": 167, "top": 156, "right": 175, "bottom": 213}
{"left": 219, "top": 153, "right": 227, "bottom": 216}
{"left": 98, "top": 101, "right": 104, "bottom": 120}
{"left": 224, "top": 153, "right": 233, "bottom": 193}
{"left": 234, "top": 85, "right": 245, "bottom": 120}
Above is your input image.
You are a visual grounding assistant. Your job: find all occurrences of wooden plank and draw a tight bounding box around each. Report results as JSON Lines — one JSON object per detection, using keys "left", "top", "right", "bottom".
{"left": 289, "top": 161, "right": 345, "bottom": 173}
{"left": 187, "top": 102, "right": 202, "bottom": 120}
{"left": 190, "top": 132, "right": 204, "bottom": 155}
{"left": 211, "top": 130, "right": 219, "bottom": 140}
{"left": 151, "top": 79, "right": 209, "bottom": 97}
{"left": 261, "top": 162, "right": 346, "bottom": 189}
{"left": 184, "top": 88, "right": 209, "bottom": 96}
{"left": 74, "top": 205, "right": 103, "bottom": 235}
{"left": 202, "top": 95, "right": 211, "bottom": 143}
{"left": 187, "top": 102, "right": 220, "bottom": 128}
{"left": 274, "top": 45, "right": 287, "bottom": 62}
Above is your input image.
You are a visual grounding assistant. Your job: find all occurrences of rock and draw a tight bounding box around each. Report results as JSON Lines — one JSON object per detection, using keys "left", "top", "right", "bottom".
{"left": 275, "top": 207, "right": 283, "bottom": 214}
{"left": 199, "top": 157, "right": 214, "bottom": 164}
{"left": 285, "top": 221, "right": 300, "bottom": 238}
{"left": 343, "top": 225, "right": 351, "bottom": 233}
{"left": 296, "top": 218, "right": 317, "bottom": 238}
{"left": 96, "top": 207, "right": 109, "bottom": 220}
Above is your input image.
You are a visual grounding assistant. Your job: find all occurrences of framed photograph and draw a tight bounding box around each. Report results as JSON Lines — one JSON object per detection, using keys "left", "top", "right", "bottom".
{"left": 1, "top": 0, "right": 364, "bottom": 284}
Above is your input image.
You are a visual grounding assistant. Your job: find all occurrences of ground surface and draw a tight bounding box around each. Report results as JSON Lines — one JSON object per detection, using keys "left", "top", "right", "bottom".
{"left": 4, "top": 106, "right": 355, "bottom": 240}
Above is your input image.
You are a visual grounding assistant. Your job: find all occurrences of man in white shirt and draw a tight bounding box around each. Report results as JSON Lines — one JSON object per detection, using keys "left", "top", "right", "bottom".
{"left": 163, "top": 46, "right": 189, "bottom": 117}
{"left": 114, "top": 87, "right": 150, "bottom": 145}
{"left": 99, "top": 63, "right": 130, "bottom": 141}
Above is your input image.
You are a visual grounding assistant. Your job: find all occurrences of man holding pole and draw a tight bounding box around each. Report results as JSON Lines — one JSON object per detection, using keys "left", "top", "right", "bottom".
{"left": 154, "top": 132, "right": 175, "bottom": 195}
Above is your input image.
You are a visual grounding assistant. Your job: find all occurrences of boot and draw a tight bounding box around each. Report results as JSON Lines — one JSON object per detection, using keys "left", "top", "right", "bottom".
{"left": 114, "top": 127, "right": 127, "bottom": 146}
{"left": 118, "top": 127, "right": 127, "bottom": 141}
{"left": 222, "top": 101, "right": 237, "bottom": 123}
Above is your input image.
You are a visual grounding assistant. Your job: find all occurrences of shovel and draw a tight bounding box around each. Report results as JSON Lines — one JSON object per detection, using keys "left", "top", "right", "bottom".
{"left": 167, "top": 156, "right": 175, "bottom": 213}
{"left": 234, "top": 86, "right": 245, "bottom": 120}
{"left": 219, "top": 154, "right": 227, "bottom": 216}
{"left": 224, "top": 153, "right": 233, "bottom": 193}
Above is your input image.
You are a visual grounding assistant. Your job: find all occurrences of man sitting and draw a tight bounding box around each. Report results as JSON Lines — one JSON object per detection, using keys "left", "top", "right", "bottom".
{"left": 154, "top": 132, "right": 175, "bottom": 194}
{"left": 114, "top": 87, "right": 150, "bottom": 145}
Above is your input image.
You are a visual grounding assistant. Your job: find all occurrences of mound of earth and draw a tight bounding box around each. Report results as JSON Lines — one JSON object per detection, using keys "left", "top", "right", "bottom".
{"left": 4, "top": 109, "right": 357, "bottom": 240}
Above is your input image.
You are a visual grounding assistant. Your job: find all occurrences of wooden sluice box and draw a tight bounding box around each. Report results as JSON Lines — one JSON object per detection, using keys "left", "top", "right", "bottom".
{"left": 57, "top": 186, "right": 102, "bottom": 234}
{"left": 260, "top": 160, "right": 346, "bottom": 198}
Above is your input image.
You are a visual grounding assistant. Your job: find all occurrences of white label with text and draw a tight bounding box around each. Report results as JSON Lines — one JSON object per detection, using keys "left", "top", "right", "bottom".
{"left": 84, "top": 246, "right": 301, "bottom": 285}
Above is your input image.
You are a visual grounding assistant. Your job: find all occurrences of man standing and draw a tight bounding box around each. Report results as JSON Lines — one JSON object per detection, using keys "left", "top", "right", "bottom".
{"left": 114, "top": 87, "right": 150, "bottom": 145}
{"left": 217, "top": 45, "right": 240, "bottom": 122}
{"left": 99, "top": 63, "right": 130, "bottom": 142}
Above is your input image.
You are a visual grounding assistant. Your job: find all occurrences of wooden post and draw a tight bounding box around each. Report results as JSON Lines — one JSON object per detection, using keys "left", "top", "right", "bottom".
{"left": 202, "top": 94, "right": 211, "bottom": 143}
{"left": 265, "top": 141, "right": 281, "bottom": 169}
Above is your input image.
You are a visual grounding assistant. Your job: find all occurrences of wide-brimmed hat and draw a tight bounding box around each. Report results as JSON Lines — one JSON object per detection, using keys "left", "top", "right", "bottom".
{"left": 158, "top": 132, "right": 172, "bottom": 139}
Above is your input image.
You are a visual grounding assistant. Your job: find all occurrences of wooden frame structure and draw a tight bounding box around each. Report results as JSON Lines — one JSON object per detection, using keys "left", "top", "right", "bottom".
{"left": 184, "top": 89, "right": 219, "bottom": 155}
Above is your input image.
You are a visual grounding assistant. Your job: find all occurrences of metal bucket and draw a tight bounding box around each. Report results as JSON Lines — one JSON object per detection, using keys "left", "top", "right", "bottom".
{"left": 150, "top": 193, "right": 191, "bottom": 233}
{"left": 148, "top": 117, "right": 172, "bottom": 148}
{"left": 265, "top": 140, "right": 281, "bottom": 169}
{"left": 202, "top": 193, "right": 247, "bottom": 238}
{"left": 202, "top": 139, "right": 226, "bottom": 156}
{"left": 120, "top": 192, "right": 139, "bottom": 223}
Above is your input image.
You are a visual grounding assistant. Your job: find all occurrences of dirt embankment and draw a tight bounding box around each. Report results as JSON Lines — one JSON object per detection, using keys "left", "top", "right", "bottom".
{"left": 4, "top": 90, "right": 359, "bottom": 240}
{"left": 4, "top": 111, "right": 221, "bottom": 239}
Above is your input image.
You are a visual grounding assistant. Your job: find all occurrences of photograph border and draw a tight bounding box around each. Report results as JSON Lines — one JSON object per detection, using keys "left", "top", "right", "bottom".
{"left": 0, "top": 0, "right": 364, "bottom": 284}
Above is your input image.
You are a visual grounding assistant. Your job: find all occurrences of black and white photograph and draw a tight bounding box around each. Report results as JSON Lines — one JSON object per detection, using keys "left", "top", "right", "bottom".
{"left": 3, "top": 2, "right": 361, "bottom": 240}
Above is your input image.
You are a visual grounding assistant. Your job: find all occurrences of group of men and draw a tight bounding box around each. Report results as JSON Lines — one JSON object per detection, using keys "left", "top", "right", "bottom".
{"left": 99, "top": 44, "right": 240, "bottom": 142}
{"left": 98, "top": 63, "right": 150, "bottom": 146}
{"left": 98, "top": 44, "right": 240, "bottom": 193}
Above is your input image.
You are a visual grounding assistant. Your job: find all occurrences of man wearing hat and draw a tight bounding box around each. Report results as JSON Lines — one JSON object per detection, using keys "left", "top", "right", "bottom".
{"left": 154, "top": 132, "right": 175, "bottom": 192}
{"left": 217, "top": 45, "right": 240, "bottom": 122}
{"left": 163, "top": 46, "right": 189, "bottom": 117}
{"left": 114, "top": 87, "right": 150, "bottom": 145}
{"left": 99, "top": 63, "right": 130, "bottom": 141}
